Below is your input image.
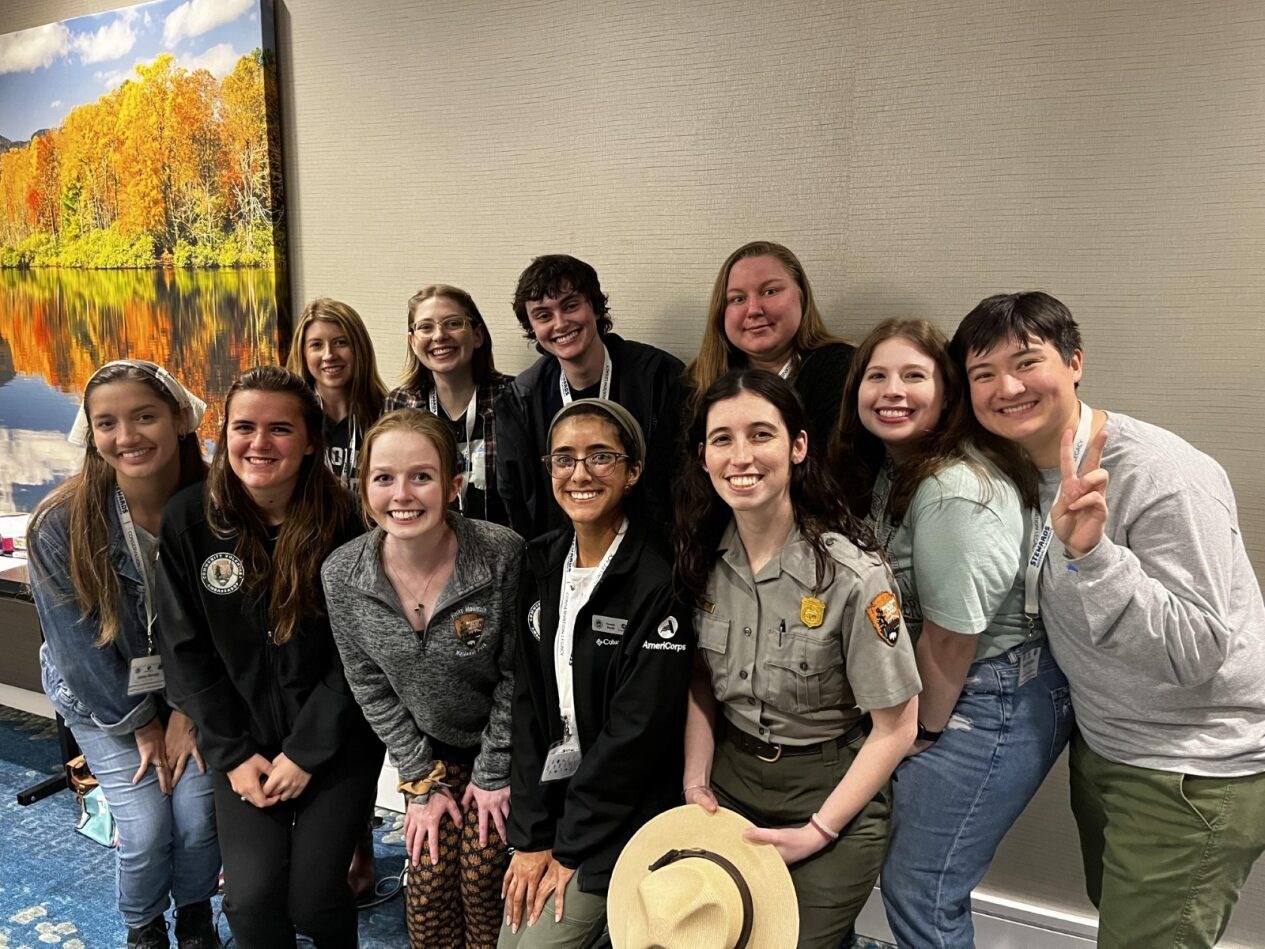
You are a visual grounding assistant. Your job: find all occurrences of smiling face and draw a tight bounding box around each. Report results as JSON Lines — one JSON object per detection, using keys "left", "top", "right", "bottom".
{"left": 525, "top": 286, "right": 601, "bottom": 365}
{"left": 87, "top": 379, "right": 186, "bottom": 487}
{"left": 408, "top": 296, "right": 485, "bottom": 380}
{"left": 225, "top": 390, "right": 315, "bottom": 508}
{"left": 858, "top": 337, "right": 945, "bottom": 460}
{"left": 549, "top": 414, "right": 640, "bottom": 531}
{"left": 303, "top": 319, "right": 355, "bottom": 396}
{"left": 703, "top": 390, "right": 807, "bottom": 517}
{"left": 365, "top": 429, "right": 458, "bottom": 544}
{"left": 722, "top": 255, "right": 804, "bottom": 370}
{"left": 965, "top": 335, "right": 1083, "bottom": 466}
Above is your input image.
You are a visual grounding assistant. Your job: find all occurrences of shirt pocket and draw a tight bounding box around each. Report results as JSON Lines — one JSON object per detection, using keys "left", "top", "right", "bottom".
{"left": 762, "top": 630, "right": 847, "bottom": 715}
{"left": 695, "top": 612, "right": 731, "bottom": 698}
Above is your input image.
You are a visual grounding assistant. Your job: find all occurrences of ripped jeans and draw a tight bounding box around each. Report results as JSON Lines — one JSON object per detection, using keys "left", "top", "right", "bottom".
{"left": 880, "top": 639, "right": 1074, "bottom": 949}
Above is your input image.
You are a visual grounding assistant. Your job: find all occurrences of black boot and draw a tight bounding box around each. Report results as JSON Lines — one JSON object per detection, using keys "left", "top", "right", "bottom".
{"left": 126, "top": 915, "right": 169, "bottom": 949}
{"left": 174, "top": 900, "right": 220, "bottom": 949}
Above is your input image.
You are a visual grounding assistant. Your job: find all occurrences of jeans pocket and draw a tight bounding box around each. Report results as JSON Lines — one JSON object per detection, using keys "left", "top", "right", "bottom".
{"left": 1049, "top": 685, "right": 1073, "bottom": 761}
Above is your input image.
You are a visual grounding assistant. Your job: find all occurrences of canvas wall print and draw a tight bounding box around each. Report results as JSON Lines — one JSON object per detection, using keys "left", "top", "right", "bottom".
{"left": 0, "top": 0, "right": 287, "bottom": 513}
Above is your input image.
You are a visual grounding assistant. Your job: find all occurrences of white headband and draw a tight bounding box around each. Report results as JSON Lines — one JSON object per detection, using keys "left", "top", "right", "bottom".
{"left": 68, "top": 360, "right": 208, "bottom": 448}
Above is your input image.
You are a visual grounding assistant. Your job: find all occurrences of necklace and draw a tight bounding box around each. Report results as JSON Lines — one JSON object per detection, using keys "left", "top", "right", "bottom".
{"left": 382, "top": 531, "right": 455, "bottom": 621}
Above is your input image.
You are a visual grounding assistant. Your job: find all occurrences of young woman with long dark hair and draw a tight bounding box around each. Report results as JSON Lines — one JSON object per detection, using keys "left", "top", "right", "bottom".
{"left": 156, "top": 366, "right": 383, "bottom": 948}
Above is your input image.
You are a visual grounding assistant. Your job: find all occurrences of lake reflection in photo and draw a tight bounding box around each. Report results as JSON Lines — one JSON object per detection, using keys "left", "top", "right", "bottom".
{"left": 0, "top": 266, "right": 281, "bottom": 513}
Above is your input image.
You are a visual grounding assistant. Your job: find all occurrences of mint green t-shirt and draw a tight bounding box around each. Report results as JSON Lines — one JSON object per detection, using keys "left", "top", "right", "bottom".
{"left": 868, "top": 457, "right": 1043, "bottom": 661}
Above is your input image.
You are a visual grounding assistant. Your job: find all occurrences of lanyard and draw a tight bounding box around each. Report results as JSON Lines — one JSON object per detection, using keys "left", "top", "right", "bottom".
{"left": 1024, "top": 402, "right": 1094, "bottom": 620}
{"left": 554, "top": 518, "right": 628, "bottom": 740}
{"left": 429, "top": 387, "right": 480, "bottom": 512}
{"left": 114, "top": 487, "right": 157, "bottom": 655}
{"left": 777, "top": 357, "right": 794, "bottom": 380}
{"left": 558, "top": 345, "right": 612, "bottom": 405}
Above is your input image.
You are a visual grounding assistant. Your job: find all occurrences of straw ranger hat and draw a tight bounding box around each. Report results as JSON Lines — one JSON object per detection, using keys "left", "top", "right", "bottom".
{"left": 608, "top": 805, "right": 798, "bottom": 948}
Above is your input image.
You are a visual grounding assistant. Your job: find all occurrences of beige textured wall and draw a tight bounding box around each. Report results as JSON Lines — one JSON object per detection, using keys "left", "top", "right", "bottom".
{"left": 5, "top": 0, "right": 1263, "bottom": 942}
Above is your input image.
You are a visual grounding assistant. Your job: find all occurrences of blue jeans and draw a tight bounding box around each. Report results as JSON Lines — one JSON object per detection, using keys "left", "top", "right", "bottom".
{"left": 881, "top": 640, "right": 1074, "bottom": 948}
{"left": 72, "top": 720, "right": 221, "bottom": 929}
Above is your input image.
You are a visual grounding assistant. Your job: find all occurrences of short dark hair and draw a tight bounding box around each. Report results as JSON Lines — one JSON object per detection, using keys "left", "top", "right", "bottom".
{"left": 950, "top": 291, "right": 1083, "bottom": 366}
{"left": 512, "top": 255, "right": 613, "bottom": 352}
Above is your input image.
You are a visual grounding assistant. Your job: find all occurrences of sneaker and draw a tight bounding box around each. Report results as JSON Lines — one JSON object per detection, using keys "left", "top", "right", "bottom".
{"left": 126, "top": 915, "right": 169, "bottom": 949}
{"left": 174, "top": 900, "right": 220, "bottom": 949}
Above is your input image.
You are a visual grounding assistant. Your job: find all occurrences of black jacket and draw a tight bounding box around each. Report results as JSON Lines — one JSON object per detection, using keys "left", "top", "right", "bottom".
{"left": 494, "top": 333, "right": 684, "bottom": 541}
{"left": 795, "top": 340, "right": 856, "bottom": 451}
{"left": 506, "top": 519, "right": 694, "bottom": 893}
{"left": 156, "top": 483, "right": 377, "bottom": 774}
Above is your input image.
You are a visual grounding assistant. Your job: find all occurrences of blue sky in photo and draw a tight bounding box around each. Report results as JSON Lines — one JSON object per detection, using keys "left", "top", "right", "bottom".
{"left": 0, "top": 0, "right": 267, "bottom": 142}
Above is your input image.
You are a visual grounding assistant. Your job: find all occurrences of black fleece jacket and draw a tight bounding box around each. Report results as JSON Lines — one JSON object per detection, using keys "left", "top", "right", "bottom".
{"left": 506, "top": 519, "right": 694, "bottom": 894}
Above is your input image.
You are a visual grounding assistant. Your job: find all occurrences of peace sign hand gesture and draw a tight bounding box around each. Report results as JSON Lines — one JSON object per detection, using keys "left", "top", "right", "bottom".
{"left": 1051, "top": 426, "right": 1110, "bottom": 560}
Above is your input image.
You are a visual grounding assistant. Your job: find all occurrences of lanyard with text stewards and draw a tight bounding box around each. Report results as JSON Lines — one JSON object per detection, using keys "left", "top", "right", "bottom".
{"left": 542, "top": 518, "right": 628, "bottom": 782}
{"left": 429, "top": 388, "right": 481, "bottom": 511}
{"left": 115, "top": 487, "right": 165, "bottom": 695}
{"left": 558, "top": 346, "right": 613, "bottom": 405}
{"left": 1024, "top": 401, "right": 1094, "bottom": 621}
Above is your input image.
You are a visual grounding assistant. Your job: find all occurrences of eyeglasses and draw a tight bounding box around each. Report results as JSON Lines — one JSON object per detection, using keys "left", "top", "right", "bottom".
{"left": 410, "top": 316, "right": 472, "bottom": 337}
{"left": 541, "top": 451, "right": 630, "bottom": 478}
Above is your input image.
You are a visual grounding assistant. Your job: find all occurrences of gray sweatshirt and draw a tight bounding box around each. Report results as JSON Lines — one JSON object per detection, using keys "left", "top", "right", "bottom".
{"left": 1038, "top": 412, "right": 1265, "bottom": 776}
{"left": 321, "top": 516, "right": 523, "bottom": 789}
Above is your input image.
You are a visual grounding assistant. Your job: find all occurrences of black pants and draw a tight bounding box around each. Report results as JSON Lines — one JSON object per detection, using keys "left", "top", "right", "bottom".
{"left": 212, "top": 740, "right": 384, "bottom": 948}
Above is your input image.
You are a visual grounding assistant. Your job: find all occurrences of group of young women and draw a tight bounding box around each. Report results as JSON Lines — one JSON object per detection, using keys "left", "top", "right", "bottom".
{"left": 30, "top": 242, "right": 1073, "bottom": 949}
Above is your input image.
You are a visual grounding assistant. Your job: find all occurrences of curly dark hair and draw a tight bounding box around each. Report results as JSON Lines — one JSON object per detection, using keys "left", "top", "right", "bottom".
{"left": 673, "top": 369, "right": 877, "bottom": 601}
{"left": 511, "top": 254, "right": 613, "bottom": 353}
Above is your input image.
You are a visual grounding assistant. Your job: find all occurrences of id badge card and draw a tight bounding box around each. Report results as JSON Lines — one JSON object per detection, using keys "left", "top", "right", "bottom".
{"left": 541, "top": 736, "right": 582, "bottom": 783}
{"left": 127, "top": 655, "right": 165, "bottom": 696}
{"left": 1018, "top": 645, "right": 1041, "bottom": 687}
{"left": 467, "top": 438, "right": 487, "bottom": 491}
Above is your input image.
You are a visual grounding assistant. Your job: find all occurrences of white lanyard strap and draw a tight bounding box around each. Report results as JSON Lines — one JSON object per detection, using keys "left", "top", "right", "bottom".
{"left": 558, "top": 345, "right": 612, "bottom": 405}
{"left": 114, "top": 487, "right": 157, "bottom": 654}
{"left": 429, "top": 387, "right": 480, "bottom": 511}
{"left": 340, "top": 413, "right": 360, "bottom": 487}
{"left": 777, "top": 357, "right": 794, "bottom": 380}
{"left": 1025, "top": 402, "right": 1094, "bottom": 619}
{"left": 554, "top": 518, "right": 628, "bottom": 738}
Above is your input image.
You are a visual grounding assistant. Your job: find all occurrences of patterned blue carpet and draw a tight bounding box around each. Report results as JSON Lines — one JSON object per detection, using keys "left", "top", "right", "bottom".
{"left": 1, "top": 706, "right": 894, "bottom": 948}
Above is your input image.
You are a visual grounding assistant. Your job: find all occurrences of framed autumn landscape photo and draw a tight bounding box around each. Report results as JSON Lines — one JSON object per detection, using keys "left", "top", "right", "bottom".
{"left": 0, "top": 0, "right": 287, "bottom": 513}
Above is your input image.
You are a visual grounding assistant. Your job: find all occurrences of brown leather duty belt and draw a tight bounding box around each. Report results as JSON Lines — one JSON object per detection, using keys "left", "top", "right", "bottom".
{"left": 725, "top": 715, "right": 872, "bottom": 763}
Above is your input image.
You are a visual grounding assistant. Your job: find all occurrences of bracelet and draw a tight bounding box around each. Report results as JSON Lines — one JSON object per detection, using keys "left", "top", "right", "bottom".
{"left": 916, "top": 721, "right": 943, "bottom": 743}
{"left": 809, "top": 812, "right": 839, "bottom": 842}
{"left": 682, "top": 783, "right": 710, "bottom": 799}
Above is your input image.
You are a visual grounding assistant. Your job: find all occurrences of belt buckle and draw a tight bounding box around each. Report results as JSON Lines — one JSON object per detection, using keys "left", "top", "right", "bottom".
{"left": 756, "top": 742, "right": 783, "bottom": 763}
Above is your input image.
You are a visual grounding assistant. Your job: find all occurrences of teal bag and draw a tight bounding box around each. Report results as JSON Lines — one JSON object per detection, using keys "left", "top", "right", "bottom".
{"left": 76, "top": 785, "right": 116, "bottom": 847}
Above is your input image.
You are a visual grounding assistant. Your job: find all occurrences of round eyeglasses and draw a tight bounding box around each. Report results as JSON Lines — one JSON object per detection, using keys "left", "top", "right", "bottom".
{"left": 541, "top": 451, "right": 630, "bottom": 479}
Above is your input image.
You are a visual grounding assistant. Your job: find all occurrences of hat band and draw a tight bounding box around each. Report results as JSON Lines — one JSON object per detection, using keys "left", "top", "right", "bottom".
{"left": 648, "top": 848, "right": 753, "bottom": 949}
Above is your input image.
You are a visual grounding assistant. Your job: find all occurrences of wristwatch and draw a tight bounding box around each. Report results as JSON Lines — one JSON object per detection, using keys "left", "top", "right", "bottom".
{"left": 916, "top": 721, "right": 943, "bottom": 743}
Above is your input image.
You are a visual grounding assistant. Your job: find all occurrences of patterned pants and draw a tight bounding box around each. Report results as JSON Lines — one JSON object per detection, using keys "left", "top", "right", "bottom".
{"left": 406, "top": 761, "right": 510, "bottom": 949}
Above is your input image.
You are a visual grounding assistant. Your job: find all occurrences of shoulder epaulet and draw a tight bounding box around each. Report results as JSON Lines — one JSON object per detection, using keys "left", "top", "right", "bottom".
{"left": 821, "top": 532, "right": 885, "bottom": 576}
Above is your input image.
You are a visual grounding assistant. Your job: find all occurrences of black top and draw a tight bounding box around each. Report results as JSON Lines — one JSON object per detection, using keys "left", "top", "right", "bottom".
{"left": 494, "top": 333, "right": 684, "bottom": 542}
{"left": 507, "top": 519, "right": 694, "bottom": 893}
{"left": 323, "top": 414, "right": 361, "bottom": 493}
{"left": 793, "top": 341, "right": 856, "bottom": 453}
{"left": 155, "top": 482, "right": 377, "bottom": 774}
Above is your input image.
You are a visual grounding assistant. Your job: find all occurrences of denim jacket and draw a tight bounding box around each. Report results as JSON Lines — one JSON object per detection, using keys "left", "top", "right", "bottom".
{"left": 29, "top": 499, "right": 159, "bottom": 736}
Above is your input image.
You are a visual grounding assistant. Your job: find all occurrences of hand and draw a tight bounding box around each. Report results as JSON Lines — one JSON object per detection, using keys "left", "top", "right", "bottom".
{"left": 460, "top": 781, "right": 510, "bottom": 847}
{"left": 134, "top": 718, "right": 171, "bottom": 794}
{"left": 228, "top": 754, "right": 279, "bottom": 808}
{"left": 1051, "top": 427, "right": 1110, "bottom": 559}
{"left": 404, "top": 789, "right": 463, "bottom": 867}
{"left": 261, "top": 752, "right": 311, "bottom": 802}
{"left": 683, "top": 783, "right": 718, "bottom": 813}
{"left": 743, "top": 822, "right": 828, "bottom": 865}
{"left": 164, "top": 711, "right": 205, "bottom": 787}
{"left": 501, "top": 849, "right": 551, "bottom": 934}
{"left": 531, "top": 859, "right": 576, "bottom": 926}
{"left": 905, "top": 737, "right": 936, "bottom": 758}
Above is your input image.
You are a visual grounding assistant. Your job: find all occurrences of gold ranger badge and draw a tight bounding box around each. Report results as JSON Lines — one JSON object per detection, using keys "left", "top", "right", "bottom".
{"left": 800, "top": 596, "right": 826, "bottom": 628}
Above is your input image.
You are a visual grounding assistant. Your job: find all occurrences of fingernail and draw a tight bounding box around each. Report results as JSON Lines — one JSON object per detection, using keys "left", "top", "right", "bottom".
{"left": 511, "top": 923, "right": 518, "bottom": 934}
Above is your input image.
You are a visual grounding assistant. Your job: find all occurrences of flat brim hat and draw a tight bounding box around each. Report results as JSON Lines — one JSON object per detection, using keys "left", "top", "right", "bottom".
{"left": 608, "top": 805, "right": 798, "bottom": 949}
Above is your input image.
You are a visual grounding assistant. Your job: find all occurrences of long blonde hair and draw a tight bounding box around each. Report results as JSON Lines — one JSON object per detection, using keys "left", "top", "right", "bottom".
{"left": 286, "top": 297, "right": 387, "bottom": 428}
{"left": 686, "top": 241, "right": 843, "bottom": 415}
{"left": 29, "top": 364, "right": 207, "bottom": 645}
{"left": 206, "top": 366, "right": 352, "bottom": 645}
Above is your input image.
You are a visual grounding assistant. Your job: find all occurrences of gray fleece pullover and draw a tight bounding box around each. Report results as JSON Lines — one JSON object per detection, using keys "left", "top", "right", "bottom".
{"left": 321, "top": 517, "right": 524, "bottom": 789}
{"left": 1038, "top": 412, "right": 1265, "bottom": 776}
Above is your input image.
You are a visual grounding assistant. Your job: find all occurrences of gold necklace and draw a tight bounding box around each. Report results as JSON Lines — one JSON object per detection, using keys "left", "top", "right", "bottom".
{"left": 383, "top": 532, "right": 454, "bottom": 618}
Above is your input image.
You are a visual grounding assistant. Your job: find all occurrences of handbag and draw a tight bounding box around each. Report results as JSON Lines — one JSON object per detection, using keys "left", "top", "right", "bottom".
{"left": 66, "top": 754, "right": 117, "bottom": 848}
